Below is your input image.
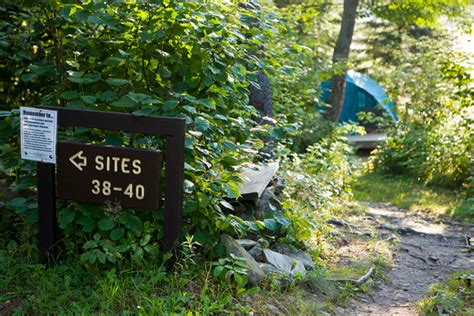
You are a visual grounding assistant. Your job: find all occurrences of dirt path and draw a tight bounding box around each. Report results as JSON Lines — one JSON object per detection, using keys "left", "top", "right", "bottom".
{"left": 335, "top": 203, "right": 473, "bottom": 316}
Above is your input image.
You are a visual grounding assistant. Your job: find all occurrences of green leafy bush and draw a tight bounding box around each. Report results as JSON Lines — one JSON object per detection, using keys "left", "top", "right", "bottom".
{"left": 371, "top": 34, "right": 473, "bottom": 191}
{"left": 0, "top": 0, "right": 279, "bottom": 264}
{"left": 418, "top": 271, "right": 474, "bottom": 315}
{"left": 269, "top": 1, "right": 338, "bottom": 153}
{"left": 0, "top": 0, "right": 363, "bottom": 270}
{"left": 212, "top": 254, "right": 249, "bottom": 289}
{"left": 278, "top": 125, "right": 359, "bottom": 251}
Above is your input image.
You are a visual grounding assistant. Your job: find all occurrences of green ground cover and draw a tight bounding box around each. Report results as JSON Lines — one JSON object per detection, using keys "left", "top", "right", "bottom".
{"left": 418, "top": 271, "right": 474, "bottom": 316}
{"left": 352, "top": 171, "right": 472, "bottom": 221}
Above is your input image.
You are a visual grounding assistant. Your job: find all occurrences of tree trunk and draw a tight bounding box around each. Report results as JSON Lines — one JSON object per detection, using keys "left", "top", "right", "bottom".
{"left": 326, "top": 0, "right": 359, "bottom": 122}
{"left": 249, "top": 67, "right": 273, "bottom": 120}
{"left": 240, "top": 2, "right": 273, "bottom": 122}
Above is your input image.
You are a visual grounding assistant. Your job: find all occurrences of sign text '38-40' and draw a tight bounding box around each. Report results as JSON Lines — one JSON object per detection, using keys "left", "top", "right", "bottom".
{"left": 57, "top": 142, "right": 163, "bottom": 210}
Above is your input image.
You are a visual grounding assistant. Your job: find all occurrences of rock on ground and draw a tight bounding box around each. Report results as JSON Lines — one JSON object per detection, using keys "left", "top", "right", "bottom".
{"left": 263, "top": 248, "right": 306, "bottom": 277}
{"left": 236, "top": 239, "right": 257, "bottom": 249}
{"left": 220, "top": 234, "right": 266, "bottom": 284}
{"left": 271, "top": 243, "right": 315, "bottom": 270}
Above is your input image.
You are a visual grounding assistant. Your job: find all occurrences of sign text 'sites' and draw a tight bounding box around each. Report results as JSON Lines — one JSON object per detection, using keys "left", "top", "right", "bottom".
{"left": 95, "top": 156, "right": 142, "bottom": 174}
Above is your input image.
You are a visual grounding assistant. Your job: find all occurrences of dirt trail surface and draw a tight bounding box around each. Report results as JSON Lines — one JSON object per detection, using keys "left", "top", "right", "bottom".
{"left": 335, "top": 202, "right": 473, "bottom": 316}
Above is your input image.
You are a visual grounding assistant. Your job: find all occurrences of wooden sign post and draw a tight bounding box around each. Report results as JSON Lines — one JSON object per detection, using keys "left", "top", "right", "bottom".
{"left": 36, "top": 106, "right": 185, "bottom": 259}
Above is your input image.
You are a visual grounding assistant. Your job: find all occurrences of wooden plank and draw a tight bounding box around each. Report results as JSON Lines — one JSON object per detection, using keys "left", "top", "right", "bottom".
{"left": 347, "top": 133, "right": 387, "bottom": 149}
{"left": 239, "top": 162, "right": 279, "bottom": 201}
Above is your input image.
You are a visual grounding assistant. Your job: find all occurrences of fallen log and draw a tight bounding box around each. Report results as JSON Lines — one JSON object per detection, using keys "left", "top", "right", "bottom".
{"left": 354, "top": 267, "right": 375, "bottom": 286}
{"left": 331, "top": 267, "right": 375, "bottom": 287}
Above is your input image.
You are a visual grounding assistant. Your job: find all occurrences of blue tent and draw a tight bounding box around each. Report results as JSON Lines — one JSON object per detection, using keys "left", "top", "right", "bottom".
{"left": 321, "top": 70, "right": 397, "bottom": 123}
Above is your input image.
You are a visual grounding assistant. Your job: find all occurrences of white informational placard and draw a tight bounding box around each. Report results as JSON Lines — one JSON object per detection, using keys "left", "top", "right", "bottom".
{"left": 20, "top": 107, "right": 58, "bottom": 164}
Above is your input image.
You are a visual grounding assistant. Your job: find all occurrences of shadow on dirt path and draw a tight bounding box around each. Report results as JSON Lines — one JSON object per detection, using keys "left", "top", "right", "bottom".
{"left": 334, "top": 202, "right": 473, "bottom": 316}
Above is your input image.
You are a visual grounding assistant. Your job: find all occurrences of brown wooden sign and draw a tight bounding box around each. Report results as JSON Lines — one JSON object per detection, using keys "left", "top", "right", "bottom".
{"left": 57, "top": 142, "right": 162, "bottom": 210}
{"left": 36, "top": 106, "right": 185, "bottom": 264}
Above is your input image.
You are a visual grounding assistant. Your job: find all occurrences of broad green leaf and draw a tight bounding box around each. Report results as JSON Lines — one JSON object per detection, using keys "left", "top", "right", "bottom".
{"left": 198, "top": 98, "right": 215, "bottom": 109}
{"left": 127, "top": 92, "right": 152, "bottom": 104}
{"left": 98, "top": 218, "right": 115, "bottom": 231}
{"left": 81, "top": 252, "right": 96, "bottom": 263}
{"left": 222, "top": 141, "right": 237, "bottom": 151}
{"left": 195, "top": 116, "right": 210, "bottom": 132}
{"left": 96, "top": 90, "right": 117, "bottom": 102}
{"left": 80, "top": 95, "right": 96, "bottom": 105}
{"left": 139, "top": 234, "right": 151, "bottom": 247}
{"left": 106, "top": 78, "right": 130, "bottom": 86}
{"left": 96, "top": 250, "right": 106, "bottom": 264}
{"left": 263, "top": 219, "right": 278, "bottom": 231}
{"left": 255, "top": 221, "right": 265, "bottom": 230}
{"left": 60, "top": 90, "right": 79, "bottom": 100}
{"left": 275, "top": 214, "right": 292, "bottom": 227}
{"left": 163, "top": 99, "right": 179, "bottom": 111}
{"left": 132, "top": 107, "right": 156, "bottom": 117}
{"left": 143, "top": 245, "right": 158, "bottom": 255}
{"left": 104, "top": 56, "right": 125, "bottom": 66}
{"left": 208, "top": 65, "right": 221, "bottom": 75}
{"left": 219, "top": 200, "right": 234, "bottom": 210}
{"left": 222, "top": 183, "right": 240, "bottom": 199}
{"left": 20, "top": 74, "right": 37, "bottom": 82}
{"left": 214, "top": 114, "right": 228, "bottom": 121}
{"left": 198, "top": 192, "right": 209, "bottom": 208}
{"left": 183, "top": 179, "right": 195, "bottom": 193}
{"left": 65, "top": 100, "right": 84, "bottom": 109}
{"left": 183, "top": 105, "right": 196, "bottom": 113}
{"left": 110, "top": 227, "right": 124, "bottom": 241}
{"left": 7, "top": 197, "right": 27, "bottom": 209}
{"left": 83, "top": 240, "right": 97, "bottom": 250}
{"left": 76, "top": 216, "right": 95, "bottom": 232}
{"left": 26, "top": 210, "right": 38, "bottom": 223}
{"left": 67, "top": 71, "right": 84, "bottom": 83}
{"left": 65, "top": 60, "right": 80, "bottom": 68}
{"left": 132, "top": 246, "right": 144, "bottom": 262}
{"left": 59, "top": 207, "right": 75, "bottom": 228}
{"left": 213, "top": 266, "right": 225, "bottom": 277}
{"left": 111, "top": 96, "right": 136, "bottom": 108}
{"left": 234, "top": 273, "right": 248, "bottom": 287}
{"left": 7, "top": 240, "right": 17, "bottom": 252}
{"left": 121, "top": 214, "right": 142, "bottom": 231}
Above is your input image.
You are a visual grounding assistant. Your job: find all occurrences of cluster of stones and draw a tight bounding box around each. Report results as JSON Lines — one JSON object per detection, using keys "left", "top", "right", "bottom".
{"left": 221, "top": 173, "right": 316, "bottom": 284}
{"left": 220, "top": 234, "right": 315, "bottom": 284}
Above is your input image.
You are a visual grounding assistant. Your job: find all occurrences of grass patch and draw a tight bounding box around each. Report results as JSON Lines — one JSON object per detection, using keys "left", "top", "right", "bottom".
{"left": 0, "top": 243, "right": 378, "bottom": 315}
{"left": 351, "top": 171, "right": 472, "bottom": 221}
{"left": 417, "top": 271, "right": 474, "bottom": 315}
{"left": 0, "top": 246, "right": 364, "bottom": 314}
{"left": 0, "top": 248, "right": 254, "bottom": 314}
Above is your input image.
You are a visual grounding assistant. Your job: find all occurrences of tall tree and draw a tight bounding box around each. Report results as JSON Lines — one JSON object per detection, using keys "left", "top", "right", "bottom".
{"left": 242, "top": 1, "right": 274, "bottom": 121}
{"left": 326, "top": 0, "right": 359, "bottom": 122}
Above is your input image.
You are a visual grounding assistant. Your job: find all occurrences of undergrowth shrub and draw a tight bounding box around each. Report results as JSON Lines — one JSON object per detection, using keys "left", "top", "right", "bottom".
{"left": 371, "top": 34, "right": 473, "bottom": 192}
{"left": 0, "top": 0, "right": 281, "bottom": 265}
{"left": 269, "top": 1, "right": 337, "bottom": 153}
{"left": 279, "top": 125, "right": 359, "bottom": 254}
{"left": 418, "top": 271, "right": 474, "bottom": 315}
{"left": 0, "top": 0, "right": 359, "bottom": 270}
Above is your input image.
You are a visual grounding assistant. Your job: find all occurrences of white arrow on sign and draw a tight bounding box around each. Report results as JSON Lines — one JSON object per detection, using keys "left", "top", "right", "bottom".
{"left": 69, "top": 150, "right": 87, "bottom": 171}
